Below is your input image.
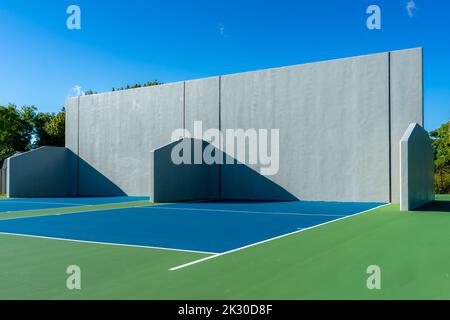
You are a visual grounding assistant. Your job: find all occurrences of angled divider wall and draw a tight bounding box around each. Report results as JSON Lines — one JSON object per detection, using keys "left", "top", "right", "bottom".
{"left": 7, "top": 147, "right": 77, "bottom": 198}
{"left": 399, "top": 123, "right": 434, "bottom": 211}
{"left": 150, "top": 138, "right": 219, "bottom": 202}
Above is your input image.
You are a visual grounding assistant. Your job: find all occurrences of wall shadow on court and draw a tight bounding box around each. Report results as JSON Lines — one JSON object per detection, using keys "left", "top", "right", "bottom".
{"left": 416, "top": 199, "right": 450, "bottom": 213}
{"left": 68, "top": 150, "right": 127, "bottom": 197}
{"left": 151, "top": 138, "right": 298, "bottom": 202}
{"left": 220, "top": 150, "right": 298, "bottom": 201}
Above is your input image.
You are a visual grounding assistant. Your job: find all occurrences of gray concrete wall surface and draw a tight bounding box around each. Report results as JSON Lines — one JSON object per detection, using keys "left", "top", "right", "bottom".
{"left": 65, "top": 97, "right": 79, "bottom": 156}
{"left": 390, "top": 48, "right": 424, "bottom": 202}
{"left": 184, "top": 76, "right": 221, "bottom": 199}
{"left": 65, "top": 97, "right": 80, "bottom": 195}
{"left": 7, "top": 147, "right": 77, "bottom": 197}
{"left": 399, "top": 123, "right": 434, "bottom": 211}
{"left": 0, "top": 160, "right": 7, "bottom": 195}
{"left": 150, "top": 138, "right": 219, "bottom": 202}
{"left": 64, "top": 48, "right": 424, "bottom": 202}
{"left": 76, "top": 83, "right": 184, "bottom": 196}
{"left": 185, "top": 76, "right": 220, "bottom": 135}
{"left": 221, "top": 52, "right": 390, "bottom": 202}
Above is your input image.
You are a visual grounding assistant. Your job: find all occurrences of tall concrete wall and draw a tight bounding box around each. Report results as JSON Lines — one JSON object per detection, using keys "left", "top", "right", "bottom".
{"left": 185, "top": 77, "right": 221, "bottom": 199}
{"left": 66, "top": 97, "right": 79, "bottom": 156}
{"left": 390, "top": 48, "right": 424, "bottom": 202}
{"left": 400, "top": 123, "right": 434, "bottom": 210}
{"left": 76, "top": 83, "right": 184, "bottom": 196}
{"left": 185, "top": 77, "right": 220, "bottom": 134}
{"left": 65, "top": 97, "right": 79, "bottom": 195}
{"left": 7, "top": 147, "right": 77, "bottom": 197}
{"left": 221, "top": 53, "right": 390, "bottom": 202}
{"left": 65, "top": 48, "right": 424, "bottom": 203}
{"left": 0, "top": 160, "right": 7, "bottom": 195}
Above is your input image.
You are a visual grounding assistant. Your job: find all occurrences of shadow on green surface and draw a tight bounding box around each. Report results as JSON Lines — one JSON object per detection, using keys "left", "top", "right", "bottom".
{"left": 417, "top": 200, "right": 450, "bottom": 212}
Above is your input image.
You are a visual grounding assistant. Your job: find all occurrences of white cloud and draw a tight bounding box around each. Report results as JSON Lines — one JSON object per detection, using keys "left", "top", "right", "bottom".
{"left": 68, "top": 85, "right": 84, "bottom": 97}
{"left": 406, "top": 1, "right": 417, "bottom": 18}
{"left": 219, "top": 23, "right": 225, "bottom": 36}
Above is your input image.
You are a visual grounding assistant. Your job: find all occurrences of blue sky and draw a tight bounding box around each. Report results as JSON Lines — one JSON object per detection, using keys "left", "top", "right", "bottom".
{"left": 0, "top": 0, "right": 449, "bottom": 130}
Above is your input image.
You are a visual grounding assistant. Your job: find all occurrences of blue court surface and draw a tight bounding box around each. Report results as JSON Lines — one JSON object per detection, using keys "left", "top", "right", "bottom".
{"left": 0, "top": 200, "right": 384, "bottom": 254}
{"left": 0, "top": 197, "right": 149, "bottom": 213}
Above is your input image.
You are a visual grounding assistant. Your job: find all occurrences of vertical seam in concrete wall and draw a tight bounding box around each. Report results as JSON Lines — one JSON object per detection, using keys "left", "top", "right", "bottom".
{"left": 400, "top": 139, "right": 407, "bottom": 210}
{"left": 218, "top": 76, "right": 222, "bottom": 199}
{"left": 6, "top": 158, "right": 10, "bottom": 197}
{"left": 77, "top": 95, "right": 80, "bottom": 196}
{"left": 388, "top": 52, "right": 392, "bottom": 203}
{"left": 183, "top": 82, "right": 185, "bottom": 130}
{"left": 421, "top": 48, "right": 424, "bottom": 126}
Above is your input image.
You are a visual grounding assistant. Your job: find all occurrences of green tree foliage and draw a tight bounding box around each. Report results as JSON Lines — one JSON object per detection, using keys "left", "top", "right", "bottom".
{"left": 0, "top": 105, "right": 65, "bottom": 159}
{"left": 84, "top": 90, "right": 97, "bottom": 95}
{"left": 33, "top": 108, "right": 66, "bottom": 148}
{"left": 0, "top": 104, "right": 35, "bottom": 159}
{"left": 109, "top": 80, "right": 162, "bottom": 92}
{"left": 430, "top": 120, "right": 450, "bottom": 194}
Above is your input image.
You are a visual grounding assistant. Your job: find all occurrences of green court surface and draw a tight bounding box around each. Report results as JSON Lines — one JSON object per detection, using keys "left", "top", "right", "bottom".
{"left": 1, "top": 195, "right": 450, "bottom": 299}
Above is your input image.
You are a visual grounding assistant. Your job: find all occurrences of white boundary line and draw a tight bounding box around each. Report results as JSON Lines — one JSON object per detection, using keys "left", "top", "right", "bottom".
{"left": 0, "top": 231, "right": 217, "bottom": 255}
{"left": 135, "top": 206, "right": 349, "bottom": 217}
{"left": 0, "top": 203, "right": 161, "bottom": 221}
{"left": 1, "top": 199, "right": 151, "bottom": 207}
{"left": 169, "top": 203, "right": 390, "bottom": 271}
{"left": 1, "top": 201, "right": 82, "bottom": 206}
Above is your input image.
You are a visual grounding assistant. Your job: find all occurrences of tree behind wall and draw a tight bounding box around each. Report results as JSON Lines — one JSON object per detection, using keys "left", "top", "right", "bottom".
{"left": 430, "top": 120, "right": 450, "bottom": 194}
{"left": 0, "top": 104, "right": 34, "bottom": 159}
{"left": 0, "top": 104, "right": 65, "bottom": 160}
{"left": 33, "top": 108, "right": 65, "bottom": 148}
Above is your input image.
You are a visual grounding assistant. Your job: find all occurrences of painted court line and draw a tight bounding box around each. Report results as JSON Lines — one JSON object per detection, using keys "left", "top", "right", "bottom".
{"left": 0, "top": 203, "right": 162, "bottom": 220}
{"left": 1, "top": 201, "right": 83, "bottom": 206}
{"left": 169, "top": 203, "right": 390, "bottom": 271}
{"left": 137, "top": 206, "right": 349, "bottom": 218}
{"left": 0, "top": 231, "right": 217, "bottom": 255}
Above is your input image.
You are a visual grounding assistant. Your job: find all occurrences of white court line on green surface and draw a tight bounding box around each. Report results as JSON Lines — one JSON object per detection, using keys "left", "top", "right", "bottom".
{"left": 169, "top": 203, "right": 390, "bottom": 271}
{"left": 0, "top": 231, "right": 217, "bottom": 255}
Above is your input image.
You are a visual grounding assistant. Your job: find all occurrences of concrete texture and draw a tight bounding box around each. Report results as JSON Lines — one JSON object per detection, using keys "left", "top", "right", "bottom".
{"left": 185, "top": 77, "right": 220, "bottom": 135}
{"left": 221, "top": 53, "right": 390, "bottom": 202}
{"left": 150, "top": 139, "right": 219, "bottom": 202}
{"left": 185, "top": 77, "right": 221, "bottom": 198}
{"left": 65, "top": 97, "right": 80, "bottom": 195}
{"left": 0, "top": 160, "right": 7, "bottom": 195}
{"left": 400, "top": 123, "right": 434, "bottom": 211}
{"left": 77, "top": 83, "right": 184, "bottom": 196}
{"left": 7, "top": 147, "right": 77, "bottom": 197}
{"left": 390, "top": 48, "right": 424, "bottom": 202}
{"left": 61, "top": 48, "right": 424, "bottom": 203}
{"left": 65, "top": 97, "right": 79, "bottom": 156}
